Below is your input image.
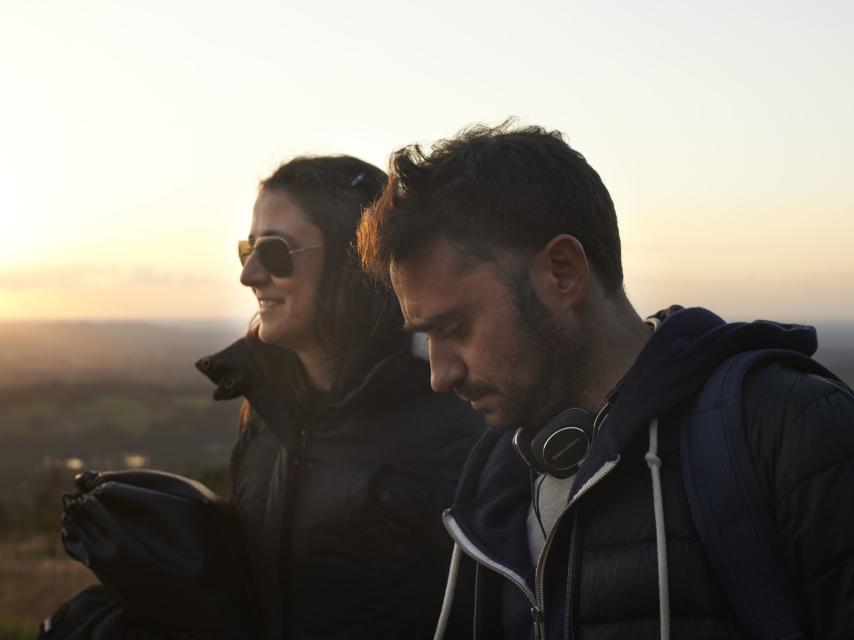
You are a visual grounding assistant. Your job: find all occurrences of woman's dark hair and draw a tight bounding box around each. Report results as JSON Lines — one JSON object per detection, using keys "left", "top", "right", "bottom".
{"left": 247, "top": 155, "right": 404, "bottom": 416}
{"left": 358, "top": 120, "right": 623, "bottom": 293}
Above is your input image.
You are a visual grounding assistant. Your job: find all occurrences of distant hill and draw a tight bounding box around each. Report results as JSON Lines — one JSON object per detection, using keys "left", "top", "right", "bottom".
{"left": 0, "top": 317, "right": 850, "bottom": 523}
{"left": 0, "top": 320, "right": 247, "bottom": 389}
{"left": 0, "top": 320, "right": 250, "bottom": 504}
{"left": 814, "top": 321, "right": 854, "bottom": 384}
{"left": 0, "top": 318, "right": 849, "bottom": 389}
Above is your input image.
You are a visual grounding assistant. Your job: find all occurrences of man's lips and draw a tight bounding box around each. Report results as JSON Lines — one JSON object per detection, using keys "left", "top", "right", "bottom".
{"left": 455, "top": 381, "right": 495, "bottom": 399}
{"left": 469, "top": 395, "right": 490, "bottom": 410}
{"left": 456, "top": 389, "right": 495, "bottom": 410}
{"left": 455, "top": 390, "right": 478, "bottom": 403}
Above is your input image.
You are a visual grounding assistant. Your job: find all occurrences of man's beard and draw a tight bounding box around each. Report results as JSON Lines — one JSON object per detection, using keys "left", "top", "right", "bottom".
{"left": 488, "top": 270, "right": 591, "bottom": 432}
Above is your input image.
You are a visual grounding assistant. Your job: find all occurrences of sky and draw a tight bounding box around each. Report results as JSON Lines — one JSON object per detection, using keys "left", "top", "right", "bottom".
{"left": 0, "top": 0, "right": 852, "bottom": 323}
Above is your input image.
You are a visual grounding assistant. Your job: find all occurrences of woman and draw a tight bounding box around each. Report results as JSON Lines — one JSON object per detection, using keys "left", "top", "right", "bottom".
{"left": 196, "top": 156, "right": 483, "bottom": 639}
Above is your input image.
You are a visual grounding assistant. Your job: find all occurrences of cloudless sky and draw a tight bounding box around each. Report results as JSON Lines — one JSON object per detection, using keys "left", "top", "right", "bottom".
{"left": 1, "top": 0, "right": 852, "bottom": 323}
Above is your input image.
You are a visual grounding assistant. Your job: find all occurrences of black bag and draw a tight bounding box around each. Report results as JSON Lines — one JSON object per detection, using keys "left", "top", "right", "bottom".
{"left": 37, "top": 585, "right": 196, "bottom": 639}
{"left": 38, "top": 585, "right": 127, "bottom": 640}
{"left": 681, "top": 348, "right": 842, "bottom": 640}
{"left": 52, "top": 469, "right": 259, "bottom": 639}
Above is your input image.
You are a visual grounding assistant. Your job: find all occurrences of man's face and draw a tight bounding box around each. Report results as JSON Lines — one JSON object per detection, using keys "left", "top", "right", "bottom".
{"left": 391, "top": 238, "right": 589, "bottom": 431}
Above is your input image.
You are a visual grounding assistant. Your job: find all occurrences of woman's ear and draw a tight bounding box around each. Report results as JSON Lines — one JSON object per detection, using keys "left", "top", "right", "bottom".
{"left": 530, "top": 234, "right": 589, "bottom": 314}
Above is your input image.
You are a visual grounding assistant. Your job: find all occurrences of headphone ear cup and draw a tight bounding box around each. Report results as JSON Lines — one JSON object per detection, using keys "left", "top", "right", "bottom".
{"left": 530, "top": 408, "right": 594, "bottom": 478}
{"left": 512, "top": 428, "right": 542, "bottom": 472}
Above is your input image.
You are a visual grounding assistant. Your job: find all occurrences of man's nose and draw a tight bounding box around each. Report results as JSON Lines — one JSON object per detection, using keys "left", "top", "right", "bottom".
{"left": 429, "top": 342, "right": 466, "bottom": 394}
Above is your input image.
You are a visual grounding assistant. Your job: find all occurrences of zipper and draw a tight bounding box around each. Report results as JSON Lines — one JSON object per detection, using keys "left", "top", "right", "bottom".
{"left": 444, "top": 512, "right": 536, "bottom": 604}
{"left": 473, "top": 563, "right": 481, "bottom": 639}
{"left": 566, "top": 458, "right": 620, "bottom": 511}
{"left": 532, "top": 605, "right": 545, "bottom": 640}
{"left": 261, "top": 448, "right": 291, "bottom": 640}
{"left": 443, "top": 512, "right": 543, "bottom": 638}
{"left": 284, "top": 428, "right": 310, "bottom": 540}
{"left": 273, "top": 421, "right": 313, "bottom": 638}
{"left": 561, "top": 458, "right": 619, "bottom": 640}
{"left": 534, "top": 516, "right": 559, "bottom": 624}
{"left": 563, "top": 513, "right": 580, "bottom": 640}
{"left": 448, "top": 456, "right": 620, "bottom": 639}
{"left": 534, "top": 457, "right": 621, "bottom": 640}
{"left": 282, "top": 426, "right": 312, "bottom": 558}
{"left": 297, "top": 428, "right": 310, "bottom": 476}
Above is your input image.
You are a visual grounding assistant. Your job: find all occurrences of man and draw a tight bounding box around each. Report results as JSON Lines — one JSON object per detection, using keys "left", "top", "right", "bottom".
{"left": 357, "top": 123, "right": 854, "bottom": 639}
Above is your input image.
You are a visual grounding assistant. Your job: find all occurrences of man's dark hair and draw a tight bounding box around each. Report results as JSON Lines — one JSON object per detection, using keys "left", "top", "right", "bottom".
{"left": 358, "top": 121, "right": 623, "bottom": 292}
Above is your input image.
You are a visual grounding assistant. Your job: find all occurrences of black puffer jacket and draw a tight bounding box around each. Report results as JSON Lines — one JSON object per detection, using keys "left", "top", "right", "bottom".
{"left": 197, "top": 337, "right": 484, "bottom": 640}
{"left": 443, "top": 307, "right": 854, "bottom": 639}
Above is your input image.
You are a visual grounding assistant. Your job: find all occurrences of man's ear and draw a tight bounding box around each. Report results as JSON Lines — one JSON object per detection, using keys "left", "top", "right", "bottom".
{"left": 530, "top": 234, "right": 589, "bottom": 314}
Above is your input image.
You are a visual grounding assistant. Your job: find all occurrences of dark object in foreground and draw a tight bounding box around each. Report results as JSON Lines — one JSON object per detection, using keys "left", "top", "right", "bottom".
{"left": 49, "top": 469, "right": 258, "bottom": 639}
{"left": 37, "top": 585, "right": 225, "bottom": 639}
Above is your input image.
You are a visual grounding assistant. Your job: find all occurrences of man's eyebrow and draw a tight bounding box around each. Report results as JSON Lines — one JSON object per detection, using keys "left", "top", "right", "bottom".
{"left": 403, "top": 310, "right": 458, "bottom": 334}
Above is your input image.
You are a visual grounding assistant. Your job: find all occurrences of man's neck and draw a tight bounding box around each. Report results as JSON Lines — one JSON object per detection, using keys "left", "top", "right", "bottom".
{"left": 581, "top": 298, "right": 652, "bottom": 414}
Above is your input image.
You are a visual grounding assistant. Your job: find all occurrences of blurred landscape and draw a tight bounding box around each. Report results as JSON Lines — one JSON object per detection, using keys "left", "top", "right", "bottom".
{"left": 0, "top": 319, "right": 246, "bottom": 638}
{"left": 0, "top": 318, "right": 851, "bottom": 637}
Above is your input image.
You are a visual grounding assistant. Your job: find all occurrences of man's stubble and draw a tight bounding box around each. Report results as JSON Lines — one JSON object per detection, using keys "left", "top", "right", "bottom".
{"left": 491, "top": 266, "right": 593, "bottom": 433}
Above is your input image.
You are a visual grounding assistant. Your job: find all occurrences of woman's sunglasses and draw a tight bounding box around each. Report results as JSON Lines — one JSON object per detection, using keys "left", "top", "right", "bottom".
{"left": 237, "top": 237, "right": 323, "bottom": 277}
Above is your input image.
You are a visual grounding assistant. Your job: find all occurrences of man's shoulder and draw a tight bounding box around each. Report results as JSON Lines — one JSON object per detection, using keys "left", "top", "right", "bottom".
{"left": 742, "top": 358, "right": 851, "bottom": 420}
{"left": 738, "top": 357, "right": 854, "bottom": 498}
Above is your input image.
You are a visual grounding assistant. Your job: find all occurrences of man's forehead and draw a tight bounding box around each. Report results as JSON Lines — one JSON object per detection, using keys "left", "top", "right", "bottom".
{"left": 390, "top": 240, "right": 474, "bottom": 293}
{"left": 391, "top": 240, "right": 503, "bottom": 328}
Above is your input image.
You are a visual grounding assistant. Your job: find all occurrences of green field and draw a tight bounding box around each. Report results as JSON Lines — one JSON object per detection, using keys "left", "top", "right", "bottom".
{"left": 0, "top": 536, "right": 97, "bottom": 639}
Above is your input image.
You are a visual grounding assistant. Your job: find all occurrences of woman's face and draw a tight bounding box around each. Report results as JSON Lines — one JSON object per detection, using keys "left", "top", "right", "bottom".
{"left": 241, "top": 188, "right": 325, "bottom": 350}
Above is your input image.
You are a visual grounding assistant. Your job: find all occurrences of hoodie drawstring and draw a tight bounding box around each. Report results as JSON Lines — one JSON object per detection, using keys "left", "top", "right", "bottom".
{"left": 437, "top": 417, "right": 670, "bottom": 640}
{"left": 645, "top": 417, "right": 671, "bottom": 640}
{"left": 434, "top": 541, "right": 462, "bottom": 640}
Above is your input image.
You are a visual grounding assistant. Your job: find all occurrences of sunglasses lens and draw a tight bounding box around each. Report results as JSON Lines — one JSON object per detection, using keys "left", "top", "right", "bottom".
{"left": 255, "top": 237, "right": 294, "bottom": 277}
{"left": 237, "top": 240, "right": 252, "bottom": 266}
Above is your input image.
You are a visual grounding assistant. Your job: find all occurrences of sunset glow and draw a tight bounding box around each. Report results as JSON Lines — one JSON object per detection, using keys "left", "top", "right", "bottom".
{"left": 1, "top": 0, "right": 852, "bottom": 322}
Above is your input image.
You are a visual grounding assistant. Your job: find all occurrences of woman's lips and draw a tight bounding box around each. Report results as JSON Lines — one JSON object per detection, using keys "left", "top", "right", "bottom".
{"left": 258, "top": 298, "right": 284, "bottom": 312}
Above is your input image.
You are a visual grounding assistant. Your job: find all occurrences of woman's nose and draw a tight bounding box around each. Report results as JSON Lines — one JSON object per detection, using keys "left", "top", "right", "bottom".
{"left": 240, "top": 252, "right": 271, "bottom": 288}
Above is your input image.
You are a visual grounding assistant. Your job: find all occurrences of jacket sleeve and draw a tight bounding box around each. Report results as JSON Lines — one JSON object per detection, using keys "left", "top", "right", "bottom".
{"left": 744, "top": 363, "right": 854, "bottom": 640}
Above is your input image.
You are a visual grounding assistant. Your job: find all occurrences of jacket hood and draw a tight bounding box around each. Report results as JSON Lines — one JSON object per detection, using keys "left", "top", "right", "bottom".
{"left": 195, "top": 335, "right": 430, "bottom": 449}
{"left": 196, "top": 336, "right": 426, "bottom": 399}
{"left": 448, "top": 306, "right": 817, "bottom": 581}
{"left": 577, "top": 305, "right": 816, "bottom": 492}
{"left": 196, "top": 338, "right": 257, "bottom": 402}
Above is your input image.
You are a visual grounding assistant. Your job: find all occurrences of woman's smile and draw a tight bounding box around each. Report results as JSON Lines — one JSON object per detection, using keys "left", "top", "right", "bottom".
{"left": 257, "top": 296, "right": 284, "bottom": 312}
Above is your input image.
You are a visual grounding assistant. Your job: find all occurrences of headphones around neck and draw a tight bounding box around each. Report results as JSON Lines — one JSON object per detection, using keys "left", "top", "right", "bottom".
{"left": 512, "top": 407, "right": 594, "bottom": 479}
{"left": 515, "top": 320, "right": 654, "bottom": 480}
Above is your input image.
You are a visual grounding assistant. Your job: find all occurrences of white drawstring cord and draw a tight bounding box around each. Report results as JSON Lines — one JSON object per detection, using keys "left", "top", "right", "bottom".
{"left": 437, "top": 416, "right": 669, "bottom": 640}
{"left": 645, "top": 417, "right": 671, "bottom": 640}
{"left": 433, "top": 542, "right": 462, "bottom": 640}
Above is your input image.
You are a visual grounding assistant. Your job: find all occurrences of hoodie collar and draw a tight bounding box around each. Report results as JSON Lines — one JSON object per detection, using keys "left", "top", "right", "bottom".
{"left": 449, "top": 306, "right": 818, "bottom": 570}
{"left": 448, "top": 428, "right": 534, "bottom": 584}
{"left": 572, "top": 306, "right": 816, "bottom": 495}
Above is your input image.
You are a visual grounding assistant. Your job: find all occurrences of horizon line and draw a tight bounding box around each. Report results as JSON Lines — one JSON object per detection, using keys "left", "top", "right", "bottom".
{"left": 1, "top": 315, "right": 852, "bottom": 326}
{"left": 0, "top": 317, "right": 251, "bottom": 325}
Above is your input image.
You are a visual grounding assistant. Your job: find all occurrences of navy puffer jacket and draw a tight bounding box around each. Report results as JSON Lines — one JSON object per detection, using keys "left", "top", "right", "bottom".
{"left": 443, "top": 307, "right": 854, "bottom": 639}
